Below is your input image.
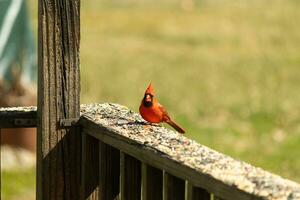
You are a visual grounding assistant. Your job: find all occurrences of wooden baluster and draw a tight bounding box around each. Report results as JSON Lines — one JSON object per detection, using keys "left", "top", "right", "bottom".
{"left": 163, "top": 171, "right": 185, "bottom": 200}
{"left": 142, "top": 163, "right": 163, "bottom": 200}
{"left": 80, "top": 131, "right": 86, "bottom": 200}
{"left": 99, "top": 142, "right": 120, "bottom": 200}
{"left": 82, "top": 134, "right": 99, "bottom": 199}
{"left": 214, "top": 196, "right": 225, "bottom": 200}
{"left": 186, "top": 181, "right": 211, "bottom": 200}
{"left": 120, "top": 152, "right": 141, "bottom": 200}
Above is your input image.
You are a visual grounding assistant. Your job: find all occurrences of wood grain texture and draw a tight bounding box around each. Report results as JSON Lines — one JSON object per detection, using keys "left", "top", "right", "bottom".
{"left": 186, "top": 182, "right": 211, "bottom": 200}
{"left": 120, "top": 153, "right": 141, "bottom": 200}
{"left": 120, "top": 152, "right": 125, "bottom": 200}
{"left": 37, "top": 0, "right": 80, "bottom": 199}
{"left": 163, "top": 172, "right": 185, "bottom": 200}
{"left": 81, "top": 130, "right": 87, "bottom": 200}
{"left": 142, "top": 163, "right": 163, "bottom": 200}
{"left": 84, "top": 135, "right": 99, "bottom": 200}
{"left": 99, "top": 141, "right": 120, "bottom": 200}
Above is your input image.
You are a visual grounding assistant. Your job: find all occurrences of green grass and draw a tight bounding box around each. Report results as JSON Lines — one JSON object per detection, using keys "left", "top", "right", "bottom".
{"left": 80, "top": 0, "right": 300, "bottom": 182}
{"left": 12, "top": 1, "right": 299, "bottom": 199}
{"left": 1, "top": 168, "right": 36, "bottom": 200}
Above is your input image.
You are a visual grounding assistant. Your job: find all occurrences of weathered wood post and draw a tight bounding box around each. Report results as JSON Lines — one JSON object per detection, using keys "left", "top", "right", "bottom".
{"left": 37, "top": 0, "right": 81, "bottom": 199}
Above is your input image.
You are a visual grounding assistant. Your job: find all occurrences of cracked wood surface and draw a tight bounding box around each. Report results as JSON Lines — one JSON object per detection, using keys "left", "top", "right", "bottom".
{"left": 37, "top": 0, "right": 81, "bottom": 199}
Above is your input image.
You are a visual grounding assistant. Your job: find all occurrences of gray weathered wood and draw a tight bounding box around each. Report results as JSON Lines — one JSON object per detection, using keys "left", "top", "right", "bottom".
{"left": 0, "top": 106, "right": 37, "bottom": 128}
{"left": 163, "top": 172, "right": 185, "bottom": 200}
{"left": 37, "top": 0, "right": 81, "bottom": 199}
{"left": 99, "top": 141, "right": 120, "bottom": 200}
{"left": 186, "top": 182, "right": 211, "bottom": 200}
{"left": 79, "top": 103, "right": 300, "bottom": 200}
{"left": 142, "top": 163, "right": 163, "bottom": 200}
{"left": 120, "top": 152, "right": 141, "bottom": 200}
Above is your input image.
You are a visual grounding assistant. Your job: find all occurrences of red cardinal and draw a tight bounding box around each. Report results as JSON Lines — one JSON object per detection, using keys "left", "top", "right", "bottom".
{"left": 139, "top": 83, "right": 185, "bottom": 134}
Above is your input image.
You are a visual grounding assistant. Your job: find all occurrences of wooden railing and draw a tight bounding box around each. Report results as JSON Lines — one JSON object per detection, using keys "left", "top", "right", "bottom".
{"left": 1, "top": 104, "right": 300, "bottom": 200}
{"left": 2, "top": 0, "right": 297, "bottom": 199}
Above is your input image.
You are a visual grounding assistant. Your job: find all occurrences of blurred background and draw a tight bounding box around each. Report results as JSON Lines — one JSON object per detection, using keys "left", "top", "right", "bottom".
{"left": 1, "top": 0, "right": 300, "bottom": 199}
{"left": 1, "top": 0, "right": 36, "bottom": 199}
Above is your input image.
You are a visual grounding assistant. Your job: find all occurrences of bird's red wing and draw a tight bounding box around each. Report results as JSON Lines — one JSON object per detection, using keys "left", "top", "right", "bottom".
{"left": 158, "top": 104, "right": 185, "bottom": 133}
{"left": 158, "top": 103, "right": 171, "bottom": 121}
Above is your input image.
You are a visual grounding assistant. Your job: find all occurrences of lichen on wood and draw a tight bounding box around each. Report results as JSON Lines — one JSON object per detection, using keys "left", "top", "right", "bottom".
{"left": 80, "top": 103, "right": 300, "bottom": 200}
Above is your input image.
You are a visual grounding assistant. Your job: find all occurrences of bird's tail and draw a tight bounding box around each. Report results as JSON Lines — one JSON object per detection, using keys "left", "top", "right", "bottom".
{"left": 166, "top": 120, "right": 185, "bottom": 134}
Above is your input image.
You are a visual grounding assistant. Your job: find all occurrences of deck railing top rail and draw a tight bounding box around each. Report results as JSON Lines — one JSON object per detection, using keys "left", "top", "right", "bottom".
{"left": 0, "top": 106, "right": 37, "bottom": 128}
